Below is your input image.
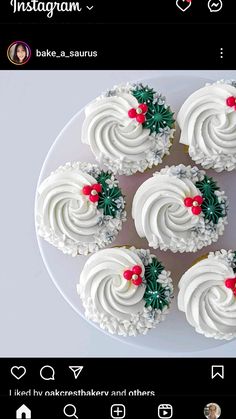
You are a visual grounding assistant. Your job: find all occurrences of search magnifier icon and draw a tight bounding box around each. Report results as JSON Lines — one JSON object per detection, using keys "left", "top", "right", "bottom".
{"left": 63, "top": 404, "right": 78, "bottom": 419}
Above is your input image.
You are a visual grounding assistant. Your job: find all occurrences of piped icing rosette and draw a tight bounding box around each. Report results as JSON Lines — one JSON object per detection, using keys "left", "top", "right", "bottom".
{"left": 177, "top": 80, "right": 236, "bottom": 172}
{"left": 132, "top": 164, "right": 228, "bottom": 253}
{"left": 35, "top": 162, "right": 126, "bottom": 256}
{"left": 178, "top": 250, "right": 236, "bottom": 340}
{"left": 81, "top": 83, "right": 175, "bottom": 175}
{"left": 77, "top": 247, "right": 173, "bottom": 336}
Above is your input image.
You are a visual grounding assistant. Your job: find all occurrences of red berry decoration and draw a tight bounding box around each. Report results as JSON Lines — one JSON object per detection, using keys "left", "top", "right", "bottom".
{"left": 132, "top": 265, "right": 142, "bottom": 275}
{"left": 191, "top": 206, "right": 202, "bottom": 215}
{"left": 193, "top": 195, "right": 203, "bottom": 205}
{"left": 225, "top": 277, "right": 236, "bottom": 297}
{"left": 225, "top": 278, "right": 236, "bottom": 289}
{"left": 128, "top": 108, "right": 137, "bottom": 118}
{"left": 184, "top": 194, "right": 203, "bottom": 215}
{"left": 136, "top": 114, "right": 146, "bottom": 124}
{"left": 226, "top": 96, "right": 236, "bottom": 107}
{"left": 138, "top": 103, "right": 148, "bottom": 114}
{"left": 89, "top": 194, "right": 99, "bottom": 203}
{"left": 82, "top": 185, "right": 92, "bottom": 195}
{"left": 184, "top": 197, "right": 193, "bottom": 207}
{"left": 132, "top": 276, "right": 142, "bottom": 286}
{"left": 92, "top": 183, "right": 102, "bottom": 193}
{"left": 123, "top": 265, "right": 143, "bottom": 286}
{"left": 82, "top": 183, "right": 102, "bottom": 203}
{"left": 128, "top": 103, "right": 148, "bottom": 124}
{"left": 123, "top": 270, "right": 133, "bottom": 280}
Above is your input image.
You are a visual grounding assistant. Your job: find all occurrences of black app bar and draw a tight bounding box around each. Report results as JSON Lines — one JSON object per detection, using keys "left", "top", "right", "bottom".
{"left": 1, "top": 0, "right": 236, "bottom": 24}
{"left": 0, "top": 23, "right": 233, "bottom": 70}
{"left": 2, "top": 358, "right": 235, "bottom": 418}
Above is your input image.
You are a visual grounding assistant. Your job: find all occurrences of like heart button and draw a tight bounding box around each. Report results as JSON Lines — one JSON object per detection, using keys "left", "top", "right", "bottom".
{"left": 11, "top": 366, "right": 26, "bottom": 380}
{"left": 176, "top": 0, "right": 192, "bottom": 12}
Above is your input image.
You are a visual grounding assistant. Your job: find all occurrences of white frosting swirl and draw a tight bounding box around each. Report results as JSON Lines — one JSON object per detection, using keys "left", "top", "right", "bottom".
{"left": 36, "top": 163, "right": 124, "bottom": 256}
{"left": 132, "top": 172, "right": 201, "bottom": 252}
{"left": 178, "top": 81, "right": 236, "bottom": 171}
{"left": 82, "top": 84, "right": 173, "bottom": 175}
{"left": 78, "top": 247, "right": 169, "bottom": 336}
{"left": 178, "top": 253, "right": 236, "bottom": 340}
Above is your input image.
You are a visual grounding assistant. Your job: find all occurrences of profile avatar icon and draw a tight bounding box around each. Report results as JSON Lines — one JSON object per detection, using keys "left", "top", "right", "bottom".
{"left": 7, "top": 41, "right": 31, "bottom": 65}
{"left": 204, "top": 403, "right": 221, "bottom": 419}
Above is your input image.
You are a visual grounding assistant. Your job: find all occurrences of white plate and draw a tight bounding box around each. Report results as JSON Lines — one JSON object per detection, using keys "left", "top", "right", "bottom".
{"left": 35, "top": 73, "right": 236, "bottom": 353}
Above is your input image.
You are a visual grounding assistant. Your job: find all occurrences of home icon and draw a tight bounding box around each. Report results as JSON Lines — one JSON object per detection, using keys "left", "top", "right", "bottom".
{"left": 16, "top": 404, "right": 31, "bottom": 418}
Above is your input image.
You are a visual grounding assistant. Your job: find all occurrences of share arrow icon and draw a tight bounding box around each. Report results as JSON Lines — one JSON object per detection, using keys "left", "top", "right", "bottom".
{"left": 69, "top": 366, "right": 84, "bottom": 379}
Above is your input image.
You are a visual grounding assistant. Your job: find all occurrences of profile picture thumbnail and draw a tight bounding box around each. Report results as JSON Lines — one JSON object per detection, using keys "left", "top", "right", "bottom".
{"left": 204, "top": 402, "right": 221, "bottom": 418}
{"left": 7, "top": 41, "right": 31, "bottom": 65}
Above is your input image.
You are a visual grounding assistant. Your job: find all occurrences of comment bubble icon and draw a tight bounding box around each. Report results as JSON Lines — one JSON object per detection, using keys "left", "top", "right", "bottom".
{"left": 40, "top": 365, "right": 55, "bottom": 381}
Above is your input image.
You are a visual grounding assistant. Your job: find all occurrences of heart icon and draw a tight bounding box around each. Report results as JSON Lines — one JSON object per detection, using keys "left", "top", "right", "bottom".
{"left": 176, "top": 0, "right": 192, "bottom": 12}
{"left": 11, "top": 366, "right": 26, "bottom": 380}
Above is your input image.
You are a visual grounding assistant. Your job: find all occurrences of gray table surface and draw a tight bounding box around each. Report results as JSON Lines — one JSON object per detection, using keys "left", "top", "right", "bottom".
{"left": 1, "top": 69, "right": 236, "bottom": 357}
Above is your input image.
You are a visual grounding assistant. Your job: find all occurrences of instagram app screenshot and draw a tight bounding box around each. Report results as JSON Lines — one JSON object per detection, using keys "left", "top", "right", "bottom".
{"left": 0, "top": 1, "right": 236, "bottom": 418}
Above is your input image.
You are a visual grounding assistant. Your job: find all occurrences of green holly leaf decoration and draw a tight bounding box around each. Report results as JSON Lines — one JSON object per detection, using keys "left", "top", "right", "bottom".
{"left": 195, "top": 176, "right": 227, "bottom": 224}
{"left": 233, "top": 251, "right": 236, "bottom": 273}
{"left": 201, "top": 196, "right": 224, "bottom": 224}
{"left": 132, "top": 84, "right": 155, "bottom": 104}
{"left": 143, "top": 258, "right": 171, "bottom": 311}
{"left": 96, "top": 171, "right": 123, "bottom": 217}
{"left": 96, "top": 171, "right": 112, "bottom": 185}
{"left": 195, "top": 176, "right": 219, "bottom": 198}
{"left": 144, "top": 103, "right": 175, "bottom": 134}
{"left": 145, "top": 258, "right": 164, "bottom": 281}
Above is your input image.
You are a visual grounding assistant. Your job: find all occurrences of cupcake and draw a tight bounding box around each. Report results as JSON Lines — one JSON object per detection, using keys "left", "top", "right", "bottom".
{"left": 177, "top": 80, "right": 236, "bottom": 172}
{"left": 36, "top": 162, "right": 126, "bottom": 256}
{"left": 77, "top": 246, "right": 173, "bottom": 336}
{"left": 81, "top": 83, "right": 175, "bottom": 175}
{"left": 132, "top": 164, "right": 228, "bottom": 253}
{"left": 178, "top": 249, "right": 236, "bottom": 340}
